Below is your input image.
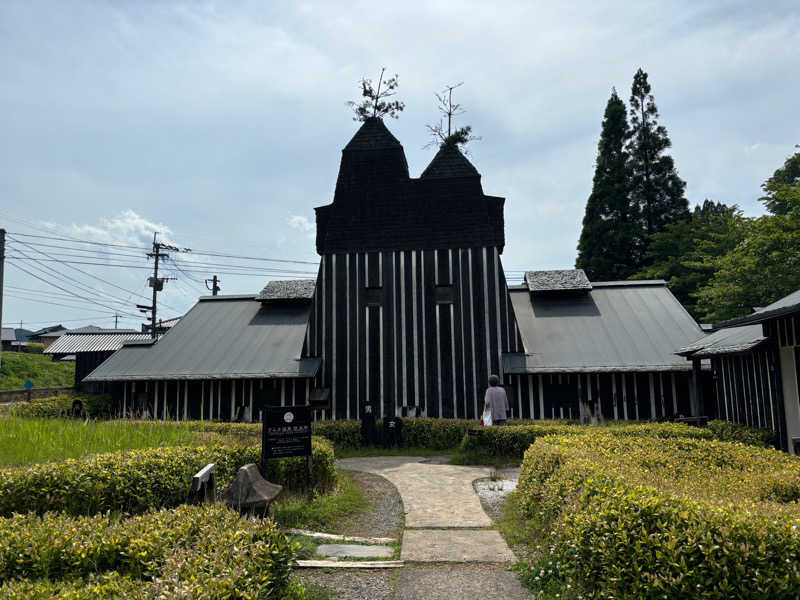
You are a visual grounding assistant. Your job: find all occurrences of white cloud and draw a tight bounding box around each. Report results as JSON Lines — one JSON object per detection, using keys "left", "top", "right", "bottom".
{"left": 288, "top": 215, "right": 315, "bottom": 233}
{"left": 68, "top": 210, "right": 173, "bottom": 248}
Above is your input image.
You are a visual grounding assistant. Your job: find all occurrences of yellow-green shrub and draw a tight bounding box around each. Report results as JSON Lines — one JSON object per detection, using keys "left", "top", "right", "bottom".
{"left": 708, "top": 419, "right": 777, "bottom": 447}
{"left": 516, "top": 433, "right": 800, "bottom": 599}
{"left": 0, "top": 437, "right": 335, "bottom": 517}
{"left": 0, "top": 504, "right": 298, "bottom": 599}
{"left": 10, "top": 393, "right": 111, "bottom": 419}
{"left": 459, "top": 421, "right": 714, "bottom": 463}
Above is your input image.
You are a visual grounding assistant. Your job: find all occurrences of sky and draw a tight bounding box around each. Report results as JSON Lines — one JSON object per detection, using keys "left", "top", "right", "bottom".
{"left": 1, "top": 0, "right": 798, "bottom": 331}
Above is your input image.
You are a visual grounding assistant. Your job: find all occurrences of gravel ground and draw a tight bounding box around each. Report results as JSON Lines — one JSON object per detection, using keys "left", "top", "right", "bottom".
{"left": 297, "top": 569, "right": 397, "bottom": 600}
{"left": 335, "top": 470, "right": 404, "bottom": 540}
{"left": 396, "top": 565, "right": 533, "bottom": 599}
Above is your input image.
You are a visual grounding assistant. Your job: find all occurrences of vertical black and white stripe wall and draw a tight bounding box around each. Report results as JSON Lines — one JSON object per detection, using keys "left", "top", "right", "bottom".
{"left": 505, "top": 371, "right": 692, "bottom": 421}
{"left": 304, "top": 246, "right": 522, "bottom": 420}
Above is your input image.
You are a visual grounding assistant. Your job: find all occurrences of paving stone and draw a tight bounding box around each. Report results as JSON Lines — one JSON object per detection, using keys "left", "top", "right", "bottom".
{"left": 338, "top": 457, "right": 492, "bottom": 527}
{"left": 401, "top": 529, "right": 516, "bottom": 563}
{"left": 317, "top": 543, "right": 395, "bottom": 558}
{"left": 396, "top": 564, "right": 533, "bottom": 599}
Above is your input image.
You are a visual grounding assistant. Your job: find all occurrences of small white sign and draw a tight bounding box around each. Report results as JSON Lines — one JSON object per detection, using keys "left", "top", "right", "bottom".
{"left": 284, "top": 411, "right": 294, "bottom": 423}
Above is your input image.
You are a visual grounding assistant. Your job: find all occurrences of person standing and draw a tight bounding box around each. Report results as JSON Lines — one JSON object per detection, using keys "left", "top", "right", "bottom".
{"left": 483, "top": 374, "right": 509, "bottom": 426}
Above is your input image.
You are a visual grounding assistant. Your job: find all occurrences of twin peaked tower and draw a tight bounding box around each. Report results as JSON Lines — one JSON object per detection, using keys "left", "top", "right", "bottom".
{"left": 305, "top": 117, "right": 521, "bottom": 420}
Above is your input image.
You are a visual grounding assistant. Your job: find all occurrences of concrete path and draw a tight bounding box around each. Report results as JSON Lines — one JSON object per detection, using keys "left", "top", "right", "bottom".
{"left": 337, "top": 456, "right": 515, "bottom": 564}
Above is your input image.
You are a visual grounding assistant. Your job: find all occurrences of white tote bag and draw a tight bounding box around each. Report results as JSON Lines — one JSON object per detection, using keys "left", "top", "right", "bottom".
{"left": 482, "top": 406, "right": 493, "bottom": 427}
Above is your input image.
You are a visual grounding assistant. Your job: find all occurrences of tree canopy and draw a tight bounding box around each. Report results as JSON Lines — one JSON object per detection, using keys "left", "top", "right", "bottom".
{"left": 694, "top": 182, "right": 800, "bottom": 322}
{"left": 633, "top": 200, "right": 748, "bottom": 320}
{"left": 576, "top": 89, "right": 640, "bottom": 280}
{"left": 760, "top": 149, "right": 800, "bottom": 215}
{"left": 626, "top": 68, "right": 689, "bottom": 240}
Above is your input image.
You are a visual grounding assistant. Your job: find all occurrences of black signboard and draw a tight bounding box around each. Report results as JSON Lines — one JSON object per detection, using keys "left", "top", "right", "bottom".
{"left": 262, "top": 406, "right": 312, "bottom": 460}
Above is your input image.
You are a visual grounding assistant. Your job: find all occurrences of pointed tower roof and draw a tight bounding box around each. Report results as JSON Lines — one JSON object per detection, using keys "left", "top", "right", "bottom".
{"left": 343, "top": 117, "right": 403, "bottom": 152}
{"left": 420, "top": 143, "right": 480, "bottom": 180}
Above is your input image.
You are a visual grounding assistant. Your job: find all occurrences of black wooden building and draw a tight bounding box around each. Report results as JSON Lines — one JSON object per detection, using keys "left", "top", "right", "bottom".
{"left": 679, "top": 289, "right": 800, "bottom": 452}
{"left": 307, "top": 118, "right": 521, "bottom": 420}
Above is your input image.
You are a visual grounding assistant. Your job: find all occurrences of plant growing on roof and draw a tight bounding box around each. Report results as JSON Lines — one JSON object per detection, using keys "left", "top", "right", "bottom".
{"left": 347, "top": 67, "right": 405, "bottom": 121}
{"left": 425, "top": 82, "right": 480, "bottom": 152}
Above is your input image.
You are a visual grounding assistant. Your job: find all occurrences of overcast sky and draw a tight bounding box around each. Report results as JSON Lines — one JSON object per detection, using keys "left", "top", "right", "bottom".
{"left": 1, "top": 1, "right": 798, "bottom": 330}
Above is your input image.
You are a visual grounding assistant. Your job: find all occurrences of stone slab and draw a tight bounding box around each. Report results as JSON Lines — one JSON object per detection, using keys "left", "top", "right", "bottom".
{"left": 297, "top": 560, "right": 404, "bottom": 568}
{"left": 317, "top": 544, "right": 395, "bottom": 558}
{"left": 338, "top": 457, "right": 492, "bottom": 527}
{"left": 286, "top": 528, "right": 396, "bottom": 544}
{"left": 401, "top": 529, "right": 515, "bottom": 563}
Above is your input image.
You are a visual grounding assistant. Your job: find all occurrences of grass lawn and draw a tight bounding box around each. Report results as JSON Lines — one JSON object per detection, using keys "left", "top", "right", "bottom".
{"left": 0, "top": 352, "right": 74, "bottom": 391}
{"left": 273, "top": 473, "right": 372, "bottom": 532}
{"left": 0, "top": 417, "right": 199, "bottom": 466}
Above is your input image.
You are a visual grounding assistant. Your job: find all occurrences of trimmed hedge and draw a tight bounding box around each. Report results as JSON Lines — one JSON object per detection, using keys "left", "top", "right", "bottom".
{"left": 9, "top": 393, "right": 113, "bottom": 419}
{"left": 0, "top": 503, "right": 297, "bottom": 599}
{"left": 516, "top": 432, "right": 800, "bottom": 599}
{"left": 457, "top": 421, "right": 715, "bottom": 462}
{"left": 708, "top": 419, "right": 777, "bottom": 447}
{"left": 0, "top": 437, "right": 336, "bottom": 517}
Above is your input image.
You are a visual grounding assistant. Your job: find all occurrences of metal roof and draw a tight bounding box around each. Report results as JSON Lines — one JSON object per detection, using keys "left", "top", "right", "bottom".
{"left": 524, "top": 269, "right": 592, "bottom": 293}
{"left": 677, "top": 324, "right": 766, "bottom": 357}
{"left": 505, "top": 281, "right": 704, "bottom": 374}
{"left": 256, "top": 279, "right": 316, "bottom": 301}
{"left": 1, "top": 328, "right": 16, "bottom": 342}
{"left": 84, "top": 295, "right": 318, "bottom": 382}
{"left": 45, "top": 332, "right": 151, "bottom": 356}
{"left": 716, "top": 288, "right": 800, "bottom": 328}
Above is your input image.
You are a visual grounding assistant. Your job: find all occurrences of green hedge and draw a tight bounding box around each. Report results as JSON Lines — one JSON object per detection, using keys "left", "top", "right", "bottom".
{"left": 0, "top": 503, "right": 297, "bottom": 599}
{"left": 0, "top": 437, "right": 336, "bottom": 517}
{"left": 457, "top": 421, "right": 715, "bottom": 463}
{"left": 707, "top": 419, "right": 777, "bottom": 447}
{"left": 9, "top": 393, "right": 113, "bottom": 419}
{"left": 516, "top": 432, "right": 800, "bottom": 599}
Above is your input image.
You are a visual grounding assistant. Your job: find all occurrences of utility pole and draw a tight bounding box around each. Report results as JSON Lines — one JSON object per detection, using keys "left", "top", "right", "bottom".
{"left": 205, "top": 275, "right": 221, "bottom": 296}
{"left": 146, "top": 233, "right": 175, "bottom": 339}
{"left": 113, "top": 313, "right": 120, "bottom": 329}
{"left": 0, "top": 228, "right": 5, "bottom": 373}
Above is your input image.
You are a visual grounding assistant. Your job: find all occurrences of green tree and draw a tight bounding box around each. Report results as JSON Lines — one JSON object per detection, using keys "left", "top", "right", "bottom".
{"left": 634, "top": 200, "right": 748, "bottom": 319}
{"left": 425, "top": 82, "right": 480, "bottom": 152}
{"left": 761, "top": 148, "right": 800, "bottom": 215}
{"left": 694, "top": 182, "right": 800, "bottom": 322}
{"left": 576, "top": 89, "right": 640, "bottom": 280}
{"left": 627, "top": 69, "right": 689, "bottom": 246}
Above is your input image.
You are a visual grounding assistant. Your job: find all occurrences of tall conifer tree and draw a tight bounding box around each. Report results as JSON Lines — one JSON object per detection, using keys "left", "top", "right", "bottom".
{"left": 576, "top": 89, "right": 640, "bottom": 280}
{"left": 627, "top": 69, "right": 688, "bottom": 247}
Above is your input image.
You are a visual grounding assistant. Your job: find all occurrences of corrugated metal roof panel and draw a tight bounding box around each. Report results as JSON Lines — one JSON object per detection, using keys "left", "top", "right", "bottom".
{"left": 45, "top": 333, "right": 152, "bottom": 355}
{"left": 506, "top": 281, "right": 704, "bottom": 373}
{"left": 677, "top": 325, "right": 766, "bottom": 357}
{"left": 84, "top": 295, "right": 317, "bottom": 382}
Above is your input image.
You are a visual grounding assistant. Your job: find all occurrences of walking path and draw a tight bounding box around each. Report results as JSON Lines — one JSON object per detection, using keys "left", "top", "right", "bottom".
{"left": 337, "top": 456, "right": 515, "bottom": 563}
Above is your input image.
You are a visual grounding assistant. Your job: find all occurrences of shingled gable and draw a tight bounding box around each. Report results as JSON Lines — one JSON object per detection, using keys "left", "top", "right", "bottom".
{"left": 257, "top": 279, "right": 316, "bottom": 302}
{"left": 315, "top": 117, "right": 505, "bottom": 254}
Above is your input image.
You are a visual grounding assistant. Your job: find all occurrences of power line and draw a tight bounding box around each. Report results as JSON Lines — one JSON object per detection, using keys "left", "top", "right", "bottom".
{"left": 7, "top": 262, "right": 141, "bottom": 318}
{"left": 7, "top": 231, "right": 319, "bottom": 265}
{"left": 5, "top": 257, "right": 316, "bottom": 277}
{"left": 7, "top": 235, "right": 182, "bottom": 311}
{"left": 6, "top": 247, "right": 138, "bottom": 309}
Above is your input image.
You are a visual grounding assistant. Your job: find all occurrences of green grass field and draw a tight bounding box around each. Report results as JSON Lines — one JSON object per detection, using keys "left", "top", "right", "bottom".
{"left": 0, "top": 418, "right": 199, "bottom": 466}
{"left": 0, "top": 352, "right": 74, "bottom": 391}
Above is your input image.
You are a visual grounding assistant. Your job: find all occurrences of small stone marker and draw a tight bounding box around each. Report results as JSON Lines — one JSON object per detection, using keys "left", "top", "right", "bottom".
{"left": 317, "top": 544, "right": 394, "bottom": 559}
{"left": 222, "top": 463, "right": 282, "bottom": 516}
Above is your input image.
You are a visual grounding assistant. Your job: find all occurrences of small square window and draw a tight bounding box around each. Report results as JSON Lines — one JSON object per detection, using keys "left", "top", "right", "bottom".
{"left": 435, "top": 285, "right": 455, "bottom": 304}
{"left": 365, "top": 287, "right": 383, "bottom": 306}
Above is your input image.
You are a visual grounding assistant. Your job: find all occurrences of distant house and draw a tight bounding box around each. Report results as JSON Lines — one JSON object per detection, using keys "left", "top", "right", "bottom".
{"left": 504, "top": 271, "right": 709, "bottom": 422}
{"left": 29, "top": 325, "right": 68, "bottom": 350}
{"left": 45, "top": 329, "right": 150, "bottom": 390}
{"left": 84, "top": 291, "right": 319, "bottom": 421}
{"left": 679, "top": 289, "right": 800, "bottom": 452}
{"left": 1, "top": 328, "right": 18, "bottom": 351}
